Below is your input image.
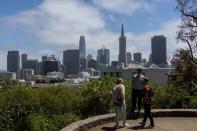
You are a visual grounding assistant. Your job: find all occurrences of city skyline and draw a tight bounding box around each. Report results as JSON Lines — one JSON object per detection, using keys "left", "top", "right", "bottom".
{"left": 0, "top": 0, "right": 186, "bottom": 70}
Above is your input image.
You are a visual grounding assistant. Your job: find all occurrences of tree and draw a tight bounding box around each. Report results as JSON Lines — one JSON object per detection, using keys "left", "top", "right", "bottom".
{"left": 176, "top": 0, "right": 197, "bottom": 64}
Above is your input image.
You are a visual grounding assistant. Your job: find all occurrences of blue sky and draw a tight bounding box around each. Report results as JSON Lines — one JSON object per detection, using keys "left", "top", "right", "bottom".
{"left": 0, "top": 0, "right": 185, "bottom": 69}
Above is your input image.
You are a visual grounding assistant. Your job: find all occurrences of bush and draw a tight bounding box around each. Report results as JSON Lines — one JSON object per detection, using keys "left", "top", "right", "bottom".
{"left": 14, "top": 113, "right": 79, "bottom": 131}
{"left": 15, "top": 114, "right": 53, "bottom": 131}
{"left": 0, "top": 87, "right": 81, "bottom": 130}
{"left": 0, "top": 77, "right": 196, "bottom": 130}
{"left": 152, "top": 84, "right": 192, "bottom": 109}
{"left": 80, "top": 77, "right": 131, "bottom": 117}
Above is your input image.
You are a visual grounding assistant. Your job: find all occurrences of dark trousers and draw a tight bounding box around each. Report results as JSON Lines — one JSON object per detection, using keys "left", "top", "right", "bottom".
{"left": 131, "top": 89, "right": 143, "bottom": 113}
{"left": 142, "top": 104, "right": 154, "bottom": 126}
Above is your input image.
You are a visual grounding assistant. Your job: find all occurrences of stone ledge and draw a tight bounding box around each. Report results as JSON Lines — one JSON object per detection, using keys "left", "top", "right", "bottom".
{"left": 61, "top": 109, "right": 197, "bottom": 131}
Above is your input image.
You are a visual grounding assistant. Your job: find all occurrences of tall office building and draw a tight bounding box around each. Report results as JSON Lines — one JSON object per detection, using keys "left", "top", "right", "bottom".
{"left": 151, "top": 35, "right": 167, "bottom": 67}
{"left": 7, "top": 51, "right": 20, "bottom": 79}
{"left": 20, "top": 69, "right": 34, "bottom": 81}
{"left": 43, "top": 60, "right": 59, "bottom": 75}
{"left": 23, "top": 59, "right": 39, "bottom": 75}
{"left": 133, "top": 52, "right": 142, "bottom": 63}
{"left": 87, "top": 59, "right": 97, "bottom": 69}
{"left": 111, "top": 61, "right": 119, "bottom": 68}
{"left": 63, "top": 49, "right": 80, "bottom": 76}
{"left": 97, "top": 47, "right": 110, "bottom": 66}
{"left": 39, "top": 55, "right": 60, "bottom": 75}
{"left": 21, "top": 53, "right": 27, "bottom": 69}
{"left": 87, "top": 54, "right": 92, "bottom": 63}
{"left": 119, "top": 24, "right": 127, "bottom": 66}
{"left": 79, "top": 36, "right": 87, "bottom": 71}
{"left": 79, "top": 36, "right": 86, "bottom": 58}
{"left": 42, "top": 55, "right": 48, "bottom": 62}
{"left": 126, "top": 52, "right": 132, "bottom": 64}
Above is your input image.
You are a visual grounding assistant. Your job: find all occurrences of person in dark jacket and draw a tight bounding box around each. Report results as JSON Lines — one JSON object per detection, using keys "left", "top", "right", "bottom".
{"left": 141, "top": 77, "right": 154, "bottom": 128}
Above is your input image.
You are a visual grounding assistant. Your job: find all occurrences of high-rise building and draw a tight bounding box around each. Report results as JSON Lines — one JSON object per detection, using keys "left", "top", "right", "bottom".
{"left": 79, "top": 36, "right": 86, "bottom": 59}
{"left": 42, "top": 55, "right": 48, "bottom": 62}
{"left": 142, "top": 58, "right": 147, "bottom": 67}
{"left": 23, "top": 59, "right": 39, "bottom": 75}
{"left": 151, "top": 35, "right": 167, "bottom": 67}
{"left": 118, "top": 24, "right": 127, "bottom": 67}
{"left": 21, "top": 53, "right": 27, "bottom": 69}
{"left": 80, "top": 58, "right": 87, "bottom": 71}
{"left": 97, "top": 47, "right": 110, "bottom": 66}
{"left": 79, "top": 36, "right": 87, "bottom": 71}
{"left": 87, "top": 59, "right": 97, "bottom": 69}
{"left": 7, "top": 51, "right": 20, "bottom": 79}
{"left": 118, "top": 24, "right": 127, "bottom": 66}
{"left": 20, "top": 69, "right": 34, "bottom": 81}
{"left": 87, "top": 54, "right": 92, "bottom": 63}
{"left": 147, "top": 54, "right": 152, "bottom": 67}
{"left": 63, "top": 49, "right": 80, "bottom": 76}
{"left": 133, "top": 52, "right": 142, "bottom": 63}
{"left": 126, "top": 52, "right": 132, "bottom": 64}
{"left": 43, "top": 60, "right": 59, "bottom": 75}
{"left": 39, "top": 55, "right": 60, "bottom": 75}
{"left": 111, "top": 61, "right": 119, "bottom": 68}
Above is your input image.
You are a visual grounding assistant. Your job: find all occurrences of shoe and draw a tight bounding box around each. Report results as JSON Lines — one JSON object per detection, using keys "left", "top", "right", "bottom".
{"left": 147, "top": 125, "right": 154, "bottom": 128}
{"left": 139, "top": 121, "right": 145, "bottom": 127}
{"left": 123, "top": 123, "right": 130, "bottom": 127}
{"left": 114, "top": 124, "right": 119, "bottom": 129}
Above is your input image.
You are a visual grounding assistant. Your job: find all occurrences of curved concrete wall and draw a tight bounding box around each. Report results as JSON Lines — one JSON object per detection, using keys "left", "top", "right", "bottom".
{"left": 61, "top": 109, "right": 197, "bottom": 131}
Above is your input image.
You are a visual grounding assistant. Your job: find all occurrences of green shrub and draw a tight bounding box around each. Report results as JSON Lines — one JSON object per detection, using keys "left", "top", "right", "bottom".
{"left": 0, "top": 87, "right": 81, "bottom": 130}
{"left": 0, "top": 77, "right": 196, "bottom": 131}
{"left": 14, "top": 113, "right": 79, "bottom": 131}
{"left": 15, "top": 114, "right": 54, "bottom": 131}
{"left": 80, "top": 77, "right": 131, "bottom": 117}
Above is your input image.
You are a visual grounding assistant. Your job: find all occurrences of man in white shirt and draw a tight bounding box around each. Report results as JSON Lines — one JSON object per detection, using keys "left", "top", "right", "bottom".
{"left": 131, "top": 68, "right": 144, "bottom": 114}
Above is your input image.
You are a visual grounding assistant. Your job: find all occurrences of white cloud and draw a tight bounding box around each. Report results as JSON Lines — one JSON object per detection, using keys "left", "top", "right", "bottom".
{"left": 0, "top": 0, "right": 186, "bottom": 69}
{"left": 2, "top": 0, "right": 105, "bottom": 45}
{"left": 93, "top": 0, "right": 152, "bottom": 15}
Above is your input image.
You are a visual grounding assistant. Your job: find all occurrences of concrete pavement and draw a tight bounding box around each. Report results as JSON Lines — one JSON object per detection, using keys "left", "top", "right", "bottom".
{"left": 88, "top": 117, "right": 197, "bottom": 131}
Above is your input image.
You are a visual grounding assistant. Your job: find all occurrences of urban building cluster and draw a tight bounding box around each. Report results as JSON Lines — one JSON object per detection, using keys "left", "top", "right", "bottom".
{"left": 0, "top": 24, "right": 172, "bottom": 85}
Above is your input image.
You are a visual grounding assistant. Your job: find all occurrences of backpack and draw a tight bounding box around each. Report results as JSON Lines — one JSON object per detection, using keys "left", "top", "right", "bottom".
{"left": 112, "top": 86, "right": 123, "bottom": 106}
{"left": 148, "top": 87, "right": 155, "bottom": 97}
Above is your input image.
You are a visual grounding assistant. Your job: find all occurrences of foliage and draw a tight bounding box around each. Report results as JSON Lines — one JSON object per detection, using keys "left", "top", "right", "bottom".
{"left": 15, "top": 113, "right": 78, "bottom": 131}
{"left": 0, "top": 87, "right": 81, "bottom": 131}
{"left": 171, "top": 49, "right": 197, "bottom": 89}
{"left": 80, "top": 77, "right": 131, "bottom": 117}
{"left": 0, "top": 77, "right": 197, "bottom": 131}
{"left": 152, "top": 84, "right": 191, "bottom": 108}
{"left": 0, "top": 77, "right": 19, "bottom": 90}
{"left": 176, "top": 0, "right": 197, "bottom": 63}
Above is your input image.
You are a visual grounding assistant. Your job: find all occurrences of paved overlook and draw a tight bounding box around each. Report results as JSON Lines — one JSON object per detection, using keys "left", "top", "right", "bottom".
{"left": 62, "top": 109, "right": 197, "bottom": 131}
{"left": 88, "top": 117, "right": 197, "bottom": 131}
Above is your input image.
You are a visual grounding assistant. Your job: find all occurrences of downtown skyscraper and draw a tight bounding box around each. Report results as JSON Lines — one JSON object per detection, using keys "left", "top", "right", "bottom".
{"left": 7, "top": 51, "right": 20, "bottom": 79}
{"left": 118, "top": 24, "right": 127, "bottom": 67}
{"left": 63, "top": 49, "right": 80, "bottom": 76}
{"left": 97, "top": 46, "right": 110, "bottom": 66}
{"left": 151, "top": 35, "right": 167, "bottom": 67}
{"left": 79, "top": 36, "right": 87, "bottom": 71}
{"left": 79, "top": 36, "right": 86, "bottom": 58}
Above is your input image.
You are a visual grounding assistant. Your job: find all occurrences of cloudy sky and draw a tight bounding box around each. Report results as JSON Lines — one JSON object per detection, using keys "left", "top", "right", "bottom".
{"left": 0, "top": 0, "right": 186, "bottom": 70}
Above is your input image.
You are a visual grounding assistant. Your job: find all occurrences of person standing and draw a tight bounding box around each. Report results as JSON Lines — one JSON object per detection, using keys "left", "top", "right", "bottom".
{"left": 141, "top": 78, "right": 154, "bottom": 128}
{"left": 131, "top": 68, "right": 144, "bottom": 114}
{"left": 112, "top": 78, "right": 129, "bottom": 129}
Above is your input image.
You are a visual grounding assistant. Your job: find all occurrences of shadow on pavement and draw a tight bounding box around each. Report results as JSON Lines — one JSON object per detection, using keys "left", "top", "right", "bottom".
{"left": 101, "top": 126, "right": 124, "bottom": 131}
{"left": 101, "top": 127, "right": 115, "bottom": 131}
{"left": 129, "top": 125, "right": 145, "bottom": 130}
